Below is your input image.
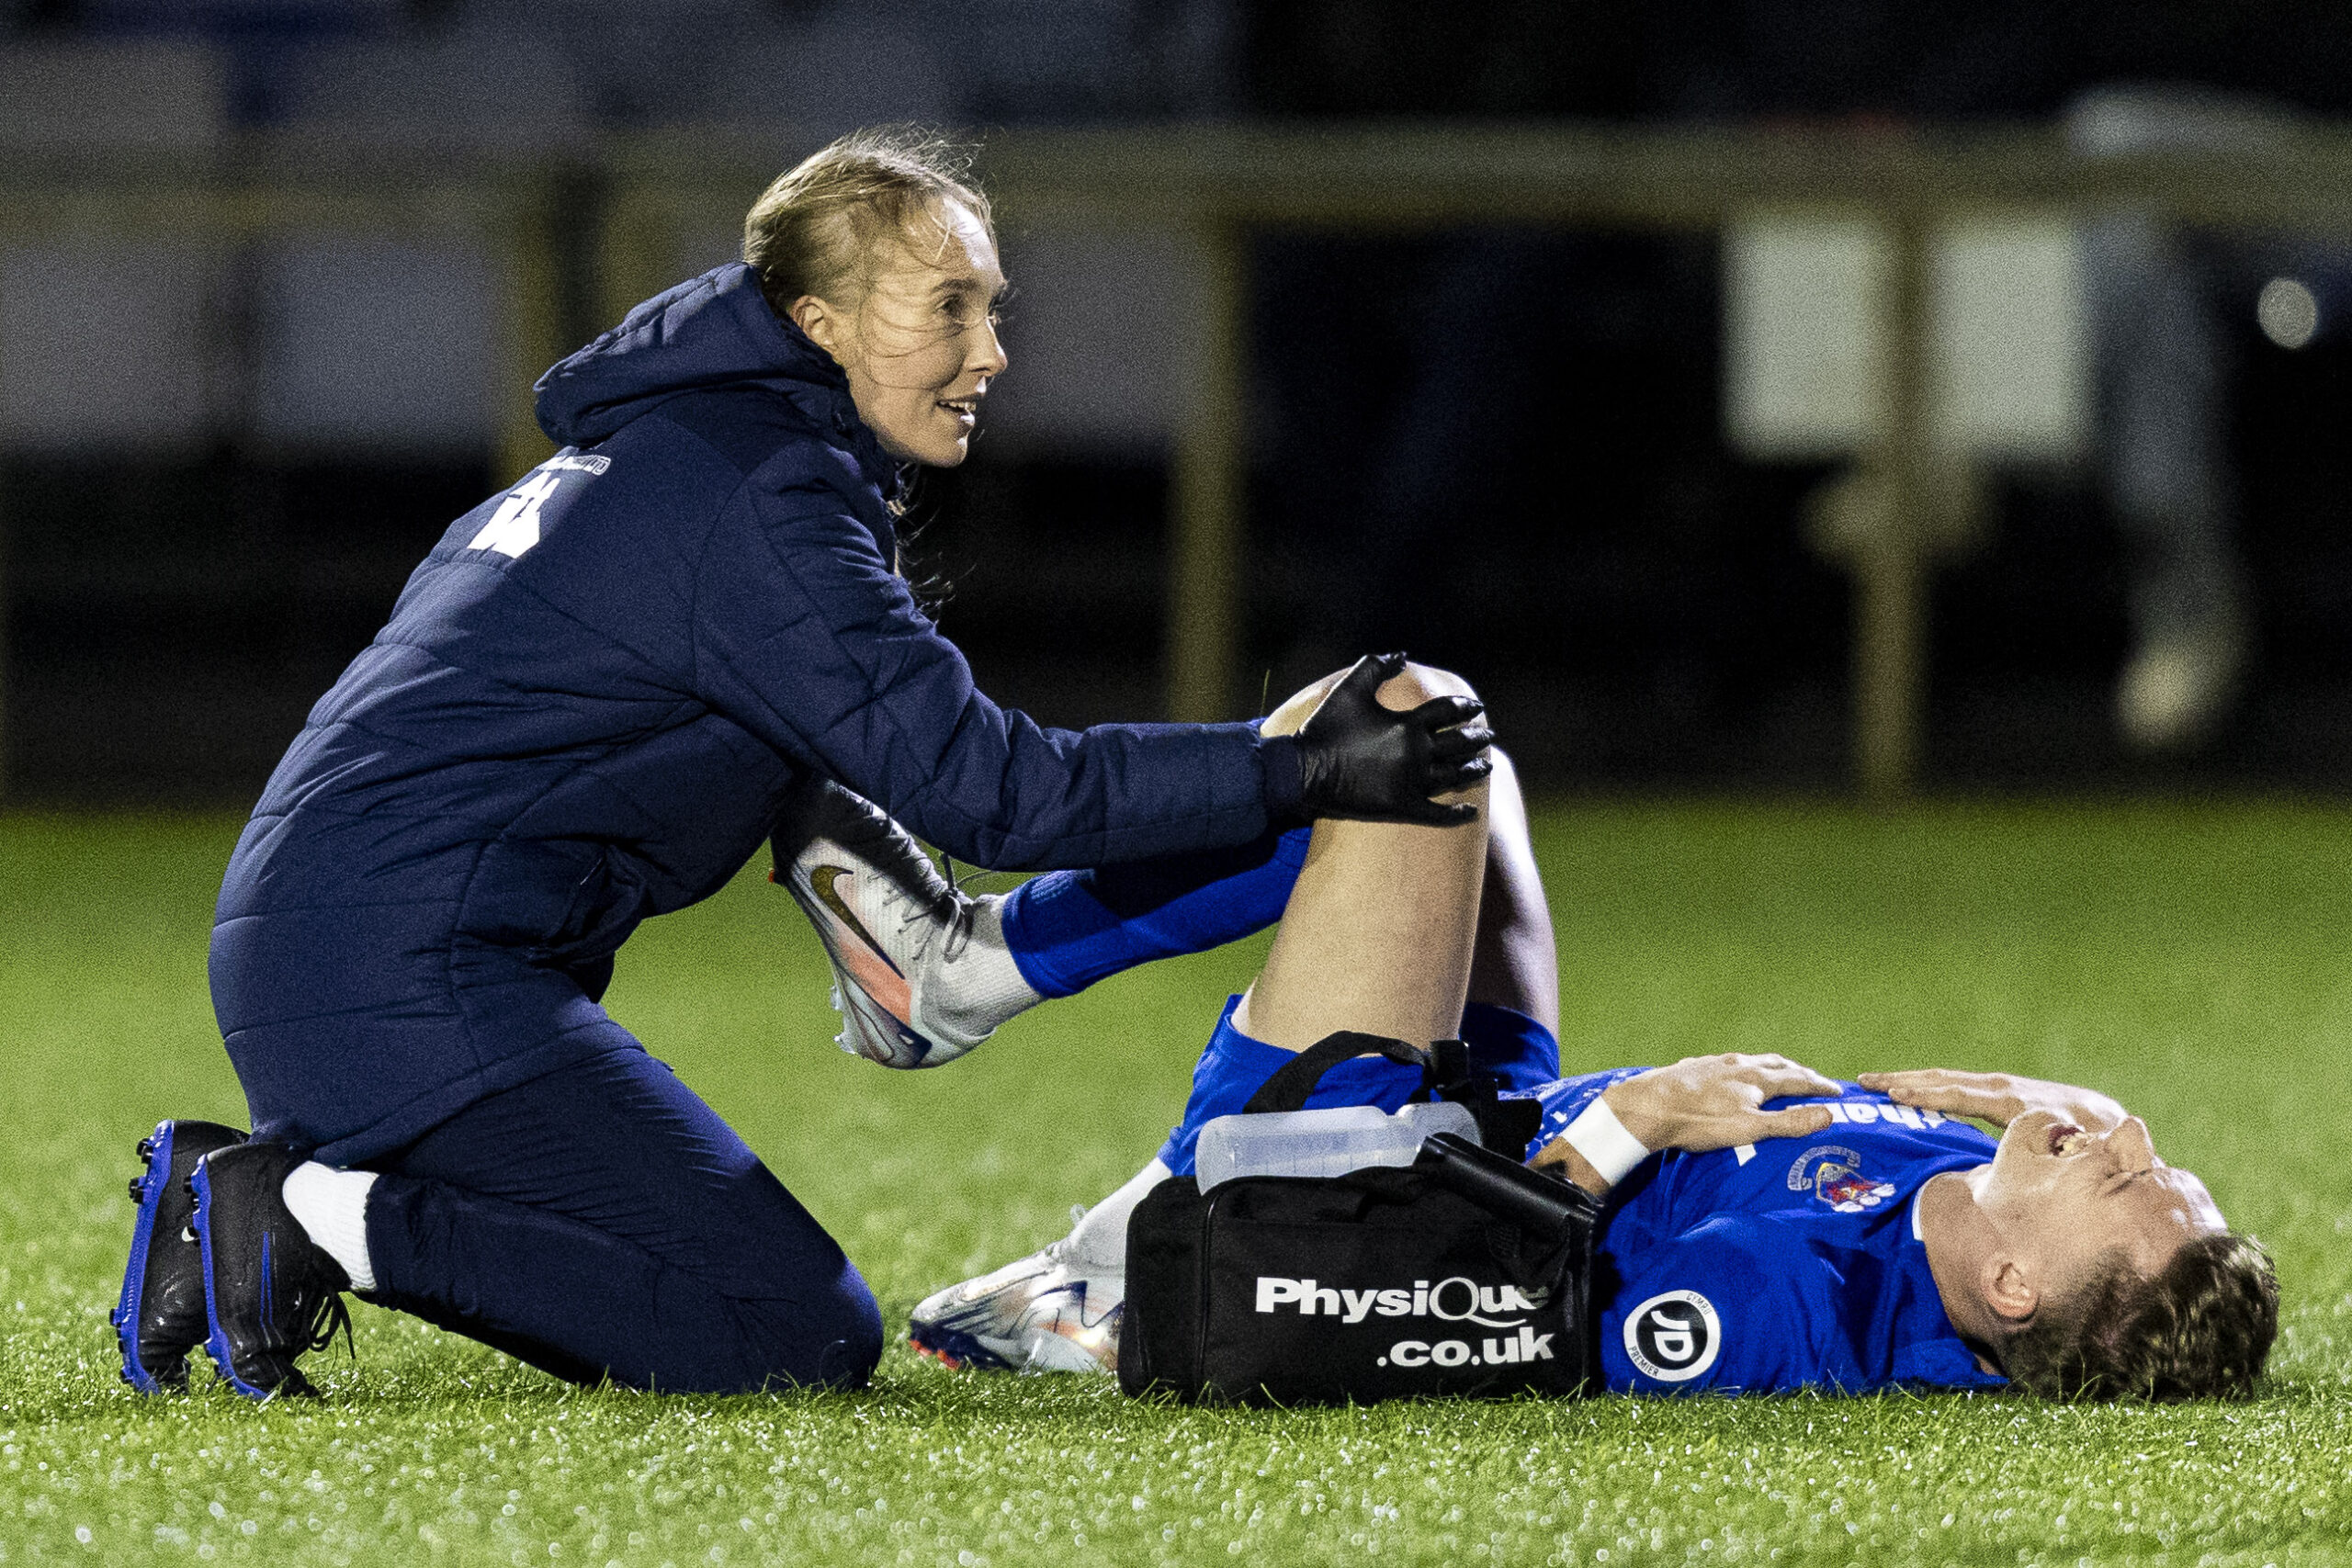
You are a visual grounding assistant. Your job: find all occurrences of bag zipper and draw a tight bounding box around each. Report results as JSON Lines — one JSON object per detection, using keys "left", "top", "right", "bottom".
{"left": 1196, "top": 1184, "right": 1226, "bottom": 1393}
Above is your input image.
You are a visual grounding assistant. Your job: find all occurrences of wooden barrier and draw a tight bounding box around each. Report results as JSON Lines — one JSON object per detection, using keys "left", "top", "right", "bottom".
{"left": 10, "top": 124, "right": 2352, "bottom": 799}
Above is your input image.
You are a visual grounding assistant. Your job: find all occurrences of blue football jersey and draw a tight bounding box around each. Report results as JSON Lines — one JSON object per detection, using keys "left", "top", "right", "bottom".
{"left": 1521, "top": 1073, "right": 2007, "bottom": 1395}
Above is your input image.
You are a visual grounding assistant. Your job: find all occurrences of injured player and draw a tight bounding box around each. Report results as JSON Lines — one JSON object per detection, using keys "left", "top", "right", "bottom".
{"left": 779, "top": 665, "right": 2277, "bottom": 1399}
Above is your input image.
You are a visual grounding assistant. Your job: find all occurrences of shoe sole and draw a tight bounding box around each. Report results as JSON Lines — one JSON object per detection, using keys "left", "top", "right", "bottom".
{"left": 188, "top": 1159, "right": 296, "bottom": 1402}
{"left": 907, "top": 1320, "right": 1019, "bottom": 1373}
{"left": 909, "top": 1338, "right": 969, "bottom": 1371}
{"left": 110, "top": 1122, "right": 184, "bottom": 1394}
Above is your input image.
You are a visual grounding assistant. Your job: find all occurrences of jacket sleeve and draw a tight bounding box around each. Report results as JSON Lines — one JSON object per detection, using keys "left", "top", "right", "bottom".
{"left": 689, "top": 476, "right": 1279, "bottom": 870}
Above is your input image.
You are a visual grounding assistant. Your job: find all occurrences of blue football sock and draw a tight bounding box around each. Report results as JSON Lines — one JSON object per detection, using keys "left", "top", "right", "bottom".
{"left": 999, "top": 827, "right": 1312, "bottom": 998}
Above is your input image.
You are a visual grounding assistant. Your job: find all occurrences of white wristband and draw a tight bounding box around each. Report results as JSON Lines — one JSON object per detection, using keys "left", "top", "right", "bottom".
{"left": 1563, "top": 1098, "right": 1650, "bottom": 1187}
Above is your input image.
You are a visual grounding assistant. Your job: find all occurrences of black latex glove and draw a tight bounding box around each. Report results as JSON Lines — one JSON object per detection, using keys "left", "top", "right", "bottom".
{"left": 1281, "top": 653, "right": 1494, "bottom": 826}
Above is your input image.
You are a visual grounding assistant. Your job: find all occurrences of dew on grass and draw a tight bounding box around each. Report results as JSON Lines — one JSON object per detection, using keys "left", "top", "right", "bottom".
{"left": 11, "top": 811, "right": 2352, "bottom": 1562}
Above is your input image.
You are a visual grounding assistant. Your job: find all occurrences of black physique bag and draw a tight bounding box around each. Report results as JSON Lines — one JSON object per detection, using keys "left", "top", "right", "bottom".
{"left": 1120, "top": 1032, "right": 1600, "bottom": 1404}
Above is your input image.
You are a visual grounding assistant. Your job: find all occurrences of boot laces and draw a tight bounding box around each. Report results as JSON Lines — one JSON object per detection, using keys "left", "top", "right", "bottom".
{"left": 820, "top": 807, "right": 978, "bottom": 964}
{"left": 880, "top": 863, "right": 977, "bottom": 964}
{"left": 300, "top": 1286, "right": 355, "bottom": 1360}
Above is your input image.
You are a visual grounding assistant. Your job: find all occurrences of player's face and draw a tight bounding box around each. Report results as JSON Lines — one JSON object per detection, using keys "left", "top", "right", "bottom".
{"left": 1976, "top": 1110, "right": 2225, "bottom": 1292}
{"left": 832, "top": 198, "right": 1008, "bottom": 468}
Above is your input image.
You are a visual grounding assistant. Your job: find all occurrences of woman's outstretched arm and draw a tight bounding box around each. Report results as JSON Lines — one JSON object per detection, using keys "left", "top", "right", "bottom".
{"left": 695, "top": 483, "right": 1275, "bottom": 870}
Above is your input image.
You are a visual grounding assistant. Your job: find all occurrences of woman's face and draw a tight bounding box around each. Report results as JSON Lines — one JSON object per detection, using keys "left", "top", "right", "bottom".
{"left": 792, "top": 198, "right": 1008, "bottom": 467}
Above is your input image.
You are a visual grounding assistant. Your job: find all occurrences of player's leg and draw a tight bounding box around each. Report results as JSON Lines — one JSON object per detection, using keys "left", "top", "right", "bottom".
{"left": 1228, "top": 662, "right": 1490, "bottom": 1046}
{"left": 1019, "top": 665, "right": 1543, "bottom": 1029}
{"left": 1041, "top": 660, "right": 1537, "bottom": 1237}
{"left": 991, "top": 826, "right": 1311, "bottom": 1004}
{"left": 910, "top": 668, "right": 1557, "bottom": 1373}
{"left": 191, "top": 1037, "right": 882, "bottom": 1397}
{"left": 774, "top": 777, "right": 1312, "bottom": 1067}
{"left": 1465, "top": 748, "right": 1558, "bottom": 1037}
{"left": 775, "top": 660, "right": 1487, "bottom": 1068}
{"left": 1134, "top": 684, "right": 1560, "bottom": 1190}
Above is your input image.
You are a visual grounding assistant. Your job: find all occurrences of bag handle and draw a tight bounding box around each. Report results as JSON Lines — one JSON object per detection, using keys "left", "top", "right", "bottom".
{"left": 1242, "top": 1030, "right": 1435, "bottom": 1115}
{"left": 1418, "top": 1132, "right": 1600, "bottom": 1243}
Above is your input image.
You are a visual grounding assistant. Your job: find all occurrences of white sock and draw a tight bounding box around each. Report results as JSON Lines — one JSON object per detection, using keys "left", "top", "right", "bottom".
{"left": 940, "top": 895, "right": 1047, "bottom": 1034}
{"left": 1063, "top": 1158, "right": 1172, "bottom": 1269}
{"left": 281, "top": 1163, "right": 379, "bottom": 1292}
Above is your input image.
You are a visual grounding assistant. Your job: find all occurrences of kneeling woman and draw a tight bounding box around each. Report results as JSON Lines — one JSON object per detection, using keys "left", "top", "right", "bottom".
{"left": 111, "top": 129, "right": 1488, "bottom": 1400}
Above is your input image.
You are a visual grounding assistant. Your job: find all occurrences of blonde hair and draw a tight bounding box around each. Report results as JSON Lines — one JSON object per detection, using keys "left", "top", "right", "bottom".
{"left": 741, "top": 126, "right": 993, "bottom": 320}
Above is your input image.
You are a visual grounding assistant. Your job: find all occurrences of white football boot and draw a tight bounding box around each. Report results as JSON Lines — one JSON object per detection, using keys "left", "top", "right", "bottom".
{"left": 908, "top": 1161, "right": 1168, "bottom": 1374}
{"left": 908, "top": 1211, "right": 1125, "bottom": 1375}
{"left": 772, "top": 780, "right": 1042, "bottom": 1068}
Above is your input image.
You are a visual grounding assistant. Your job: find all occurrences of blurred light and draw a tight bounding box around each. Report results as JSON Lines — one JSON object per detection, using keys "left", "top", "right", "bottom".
{"left": 2257, "top": 276, "right": 2319, "bottom": 349}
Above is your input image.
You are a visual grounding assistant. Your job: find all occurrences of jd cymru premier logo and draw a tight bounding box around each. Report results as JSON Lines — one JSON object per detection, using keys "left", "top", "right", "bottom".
{"left": 1254, "top": 1276, "right": 1557, "bottom": 1370}
{"left": 1623, "top": 1291, "right": 1721, "bottom": 1382}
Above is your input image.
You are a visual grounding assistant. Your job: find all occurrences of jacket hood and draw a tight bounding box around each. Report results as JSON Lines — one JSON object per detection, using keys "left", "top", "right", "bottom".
{"left": 534, "top": 263, "right": 883, "bottom": 468}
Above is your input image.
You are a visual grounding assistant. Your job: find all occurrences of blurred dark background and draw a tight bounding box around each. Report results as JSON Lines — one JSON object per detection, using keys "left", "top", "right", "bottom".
{"left": 6, "top": 0, "right": 2352, "bottom": 801}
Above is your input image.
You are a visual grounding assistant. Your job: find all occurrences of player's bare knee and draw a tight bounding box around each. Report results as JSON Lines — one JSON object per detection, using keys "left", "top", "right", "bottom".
{"left": 1376, "top": 661, "right": 1477, "bottom": 713}
{"left": 1263, "top": 660, "right": 1481, "bottom": 738}
{"left": 1262, "top": 671, "right": 1345, "bottom": 737}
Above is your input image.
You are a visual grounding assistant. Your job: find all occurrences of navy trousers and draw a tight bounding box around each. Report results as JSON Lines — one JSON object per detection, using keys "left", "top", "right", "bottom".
{"left": 359, "top": 1045, "right": 882, "bottom": 1393}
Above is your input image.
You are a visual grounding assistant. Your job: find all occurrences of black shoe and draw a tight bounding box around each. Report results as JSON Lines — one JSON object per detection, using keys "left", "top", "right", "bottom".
{"left": 111, "top": 1120, "right": 247, "bottom": 1393}
{"left": 189, "top": 1142, "right": 353, "bottom": 1401}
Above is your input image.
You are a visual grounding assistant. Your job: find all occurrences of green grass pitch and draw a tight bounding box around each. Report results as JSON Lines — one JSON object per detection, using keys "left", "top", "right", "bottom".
{"left": 4, "top": 803, "right": 2350, "bottom": 1566}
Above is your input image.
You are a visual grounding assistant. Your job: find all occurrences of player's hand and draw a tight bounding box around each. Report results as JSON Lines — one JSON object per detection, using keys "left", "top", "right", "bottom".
{"left": 1855, "top": 1069, "right": 2128, "bottom": 1132}
{"left": 1287, "top": 653, "right": 1493, "bottom": 826}
{"left": 1603, "top": 1053, "right": 1843, "bottom": 1155}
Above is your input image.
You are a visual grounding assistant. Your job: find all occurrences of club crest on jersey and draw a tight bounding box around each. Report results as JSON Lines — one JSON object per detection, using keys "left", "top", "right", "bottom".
{"left": 1787, "top": 1145, "right": 1897, "bottom": 1213}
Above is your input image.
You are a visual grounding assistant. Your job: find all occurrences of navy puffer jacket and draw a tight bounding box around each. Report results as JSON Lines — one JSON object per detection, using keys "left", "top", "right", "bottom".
{"left": 211, "top": 263, "right": 1284, "bottom": 1161}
